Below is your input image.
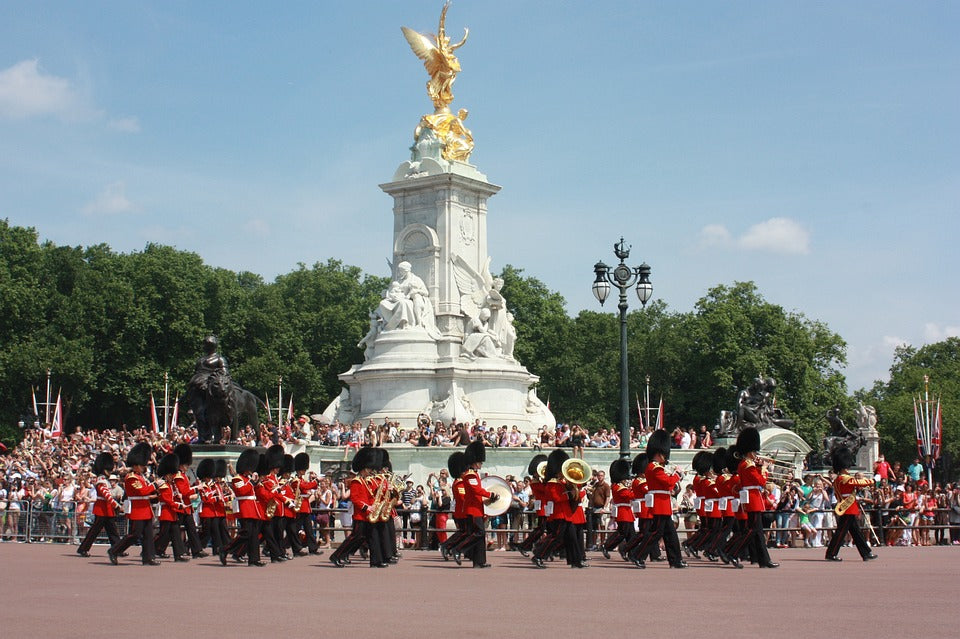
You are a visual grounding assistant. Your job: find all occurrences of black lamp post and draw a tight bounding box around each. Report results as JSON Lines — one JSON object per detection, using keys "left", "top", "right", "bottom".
{"left": 593, "top": 237, "right": 653, "bottom": 459}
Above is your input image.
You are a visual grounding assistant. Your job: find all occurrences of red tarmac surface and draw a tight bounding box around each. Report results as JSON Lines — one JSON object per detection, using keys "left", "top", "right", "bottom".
{"left": 1, "top": 543, "right": 956, "bottom": 638}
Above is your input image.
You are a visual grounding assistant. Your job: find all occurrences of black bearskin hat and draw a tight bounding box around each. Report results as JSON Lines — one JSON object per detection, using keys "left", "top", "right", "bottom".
{"left": 609, "top": 458, "right": 631, "bottom": 484}
{"left": 294, "top": 452, "right": 310, "bottom": 473}
{"left": 125, "top": 442, "right": 152, "bottom": 468}
{"left": 447, "top": 451, "right": 466, "bottom": 479}
{"left": 236, "top": 448, "right": 260, "bottom": 475}
{"left": 173, "top": 443, "right": 193, "bottom": 467}
{"left": 646, "top": 429, "right": 672, "bottom": 462}
{"left": 256, "top": 452, "right": 269, "bottom": 476}
{"left": 527, "top": 454, "right": 548, "bottom": 479}
{"left": 631, "top": 452, "right": 648, "bottom": 476}
{"left": 266, "top": 444, "right": 285, "bottom": 471}
{"left": 736, "top": 427, "right": 761, "bottom": 455}
{"left": 831, "top": 446, "right": 856, "bottom": 474}
{"left": 281, "top": 454, "right": 295, "bottom": 475}
{"left": 157, "top": 453, "right": 180, "bottom": 477}
{"left": 196, "top": 458, "right": 215, "bottom": 480}
{"left": 726, "top": 448, "right": 740, "bottom": 474}
{"left": 214, "top": 459, "right": 228, "bottom": 479}
{"left": 351, "top": 447, "right": 378, "bottom": 473}
{"left": 380, "top": 448, "right": 392, "bottom": 471}
{"left": 93, "top": 452, "right": 115, "bottom": 476}
{"left": 712, "top": 447, "right": 728, "bottom": 475}
{"left": 546, "top": 448, "right": 569, "bottom": 480}
{"left": 464, "top": 440, "right": 486, "bottom": 465}
{"left": 692, "top": 451, "right": 713, "bottom": 476}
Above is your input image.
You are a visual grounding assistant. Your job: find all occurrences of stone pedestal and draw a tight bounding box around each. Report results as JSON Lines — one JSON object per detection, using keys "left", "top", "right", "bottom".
{"left": 321, "top": 150, "right": 554, "bottom": 433}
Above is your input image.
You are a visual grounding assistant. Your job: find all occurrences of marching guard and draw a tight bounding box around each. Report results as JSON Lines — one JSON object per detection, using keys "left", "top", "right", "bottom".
{"left": 329, "top": 447, "right": 387, "bottom": 567}
{"left": 825, "top": 446, "right": 878, "bottom": 562}
{"left": 450, "top": 440, "right": 497, "bottom": 568}
{"left": 601, "top": 458, "right": 635, "bottom": 560}
{"left": 154, "top": 452, "right": 189, "bottom": 561}
{"left": 293, "top": 452, "right": 321, "bottom": 555}
{"left": 729, "top": 427, "right": 778, "bottom": 568}
{"left": 221, "top": 447, "right": 266, "bottom": 566}
{"left": 439, "top": 451, "right": 468, "bottom": 560}
{"left": 77, "top": 452, "right": 122, "bottom": 557}
{"left": 625, "top": 430, "right": 686, "bottom": 568}
{"left": 108, "top": 442, "right": 159, "bottom": 566}
{"left": 173, "top": 444, "right": 207, "bottom": 558}
{"left": 515, "top": 454, "right": 548, "bottom": 557}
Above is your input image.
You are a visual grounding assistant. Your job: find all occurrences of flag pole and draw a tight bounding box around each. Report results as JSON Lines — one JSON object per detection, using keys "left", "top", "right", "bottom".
{"left": 278, "top": 376, "right": 283, "bottom": 426}
{"left": 163, "top": 372, "right": 169, "bottom": 435}
{"left": 45, "top": 369, "right": 52, "bottom": 425}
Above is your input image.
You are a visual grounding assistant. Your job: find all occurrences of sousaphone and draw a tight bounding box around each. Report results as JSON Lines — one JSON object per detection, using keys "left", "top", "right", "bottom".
{"left": 561, "top": 458, "right": 592, "bottom": 485}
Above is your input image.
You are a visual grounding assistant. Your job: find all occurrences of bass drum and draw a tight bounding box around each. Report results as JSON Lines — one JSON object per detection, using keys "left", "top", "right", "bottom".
{"left": 481, "top": 475, "right": 512, "bottom": 517}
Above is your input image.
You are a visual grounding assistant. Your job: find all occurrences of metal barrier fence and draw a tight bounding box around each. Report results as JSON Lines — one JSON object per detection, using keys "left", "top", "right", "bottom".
{"left": 2, "top": 501, "right": 958, "bottom": 549}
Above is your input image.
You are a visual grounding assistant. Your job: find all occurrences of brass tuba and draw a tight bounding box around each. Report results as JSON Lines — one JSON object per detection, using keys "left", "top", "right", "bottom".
{"left": 561, "top": 458, "right": 593, "bottom": 485}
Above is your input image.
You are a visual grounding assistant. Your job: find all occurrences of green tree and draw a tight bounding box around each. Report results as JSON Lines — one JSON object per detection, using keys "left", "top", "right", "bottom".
{"left": 859, "top": 338, "right": 960, "bottom": 470}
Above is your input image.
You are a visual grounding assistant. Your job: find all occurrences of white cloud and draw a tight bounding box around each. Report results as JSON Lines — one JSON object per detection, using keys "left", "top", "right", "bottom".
{"left": 0, "top": 59, "right": 96, "bottom": 120}
{"left": 738, "top": 217, "right": 810, "bottom": 254}
{"left": 697, "top": 223, "right": 732, "bottom": 247}
{"left": 82, "top": 182, "right": 137, "bottom": 215}
{"left": 882, "top": 335, "right": 908, "bottom": 350}
{"left": 697, "top": 217, "right": 810, "bottom": 254}
{"left": 923, "top": 323, "right": 960, "bottom": 342}
{"left": 107, "top": 116, "right": 141, "bottom": 133}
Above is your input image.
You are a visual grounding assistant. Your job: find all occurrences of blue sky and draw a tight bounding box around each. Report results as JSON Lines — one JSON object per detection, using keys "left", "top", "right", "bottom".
{"left": 1, "top": 1, "right": 957, "bottom": 392}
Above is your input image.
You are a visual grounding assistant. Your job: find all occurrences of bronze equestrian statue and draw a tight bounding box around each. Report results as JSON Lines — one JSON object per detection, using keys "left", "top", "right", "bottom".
{"left": 184, "top": 336, "right": 261, "bottom": 443}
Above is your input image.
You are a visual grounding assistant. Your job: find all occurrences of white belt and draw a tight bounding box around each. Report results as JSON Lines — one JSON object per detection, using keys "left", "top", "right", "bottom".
{"left": 647, "top": 490, "right": 670, "bottom": 495}
{"left": 742, "top": 485, "right": 763, "bottom": 491}
{"left": 236, "top": 496, "right": 256, "bottom": 501}
{"left": 127, "top": 496, "right": 151, "bottom": 501}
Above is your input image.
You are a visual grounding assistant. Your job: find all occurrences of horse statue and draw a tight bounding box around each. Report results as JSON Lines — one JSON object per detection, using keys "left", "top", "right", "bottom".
{"left": 184, "top": 336, "right": 262, "bottom": 443}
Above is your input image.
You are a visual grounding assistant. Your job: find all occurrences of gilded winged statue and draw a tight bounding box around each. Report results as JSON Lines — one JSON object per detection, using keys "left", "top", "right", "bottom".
{"left": 401, "top": 2, "right": 469, "bottom": 113}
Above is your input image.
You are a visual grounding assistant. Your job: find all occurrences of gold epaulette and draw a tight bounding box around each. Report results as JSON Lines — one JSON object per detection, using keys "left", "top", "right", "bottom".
{"left": 742, "top": 459, "right": 756, "bottom": 468}
{"left": 652, "top": 462, "right": 663, "bottom": 469}
{"left": 157, "top": 480, "right": 167, "bottom": 488}
{"left": 131, "top": 480, "right": 142, "bottom": 490}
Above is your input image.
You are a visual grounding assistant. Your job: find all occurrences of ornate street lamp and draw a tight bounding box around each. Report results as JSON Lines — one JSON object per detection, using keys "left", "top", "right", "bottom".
{"left": 593, "top": 237, "right": 653, "bottom": 459}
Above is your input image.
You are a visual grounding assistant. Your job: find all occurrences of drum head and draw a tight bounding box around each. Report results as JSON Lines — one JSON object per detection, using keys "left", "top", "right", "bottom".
{"left": 481, "top": 475, "right": 512, "bottom": 517}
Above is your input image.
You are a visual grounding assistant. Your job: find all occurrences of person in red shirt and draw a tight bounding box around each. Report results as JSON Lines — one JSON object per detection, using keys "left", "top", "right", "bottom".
{"left": 108, "top": 442, "right": 159, "bottom": 566}
{"left": 731, "top": 427, "right": 778, "bottom": 568}
{"left": 277, "top": 454, "right": 303, "bottom": 556}
{"left": 257, "top": 445, "right": 288, "bottom": 562}
{"left": 620, "top": 453, "right": 660, "bottom": 564}
{"left": 515, "top": 454, "right": 548, "bottom": 556}
{"left": 154, "top": 452, "right": 189, "bottom": 561}
{"left": 439, "top": 451, "right": 467, "bottom": 560}
{"left": 601, "top": 458, "right": 635, "bottom": 559}
{"left": 704, "top": 447, "right": 734, "bottom": 562}
{"left": 681, "top": 451, "right": 714, "bottom": 558}
{"left": 292, "top": 452, "right": 321, "bottom": 555}
{"left": 220, "top": 447, "right": 266, "bottom": 566}
{"left": 172, "top": 444, "right": 206, "bottom": 558}
{"left": 77, "top": 452, "right": 122, "bottom": 557}
{"left": 626, "top": 430, "right": 686, "bottom": 568}
{"left": 451, "top": 440, "right": 497, "bottom": 568}
{"left": 196, "top": 458, "right": 223, "bottom": 555}
{"left": 330, "top": 447, "right": 387, "bottom": 567}
{"left": 825, "top": 446, "right": 878, "bottom": 562}
{"left": 531, "top": 448, "right": 581, "bottom": 568}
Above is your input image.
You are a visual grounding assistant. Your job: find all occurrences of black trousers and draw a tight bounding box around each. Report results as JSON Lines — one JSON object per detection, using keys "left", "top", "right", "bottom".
{"left": 631, "top": 515, "right": 682, "bottom": 565}
{"left": 742, "top": 512, "right": 772, "bottom": 565}
{"left": 223, "top": 517, "right": 262, "bottom": 564}
{"left": 179, "top": 513, "right": 204, "bottom": 556}
{"left": 825, "top": 513, "right": 872, "bottom": 559}
{"left": 110, "top": 518, "right": 156, "bottom": 563}
{"left": 155, "top": 518, "right": 187, "bottom": 558}
{"left": 363, "top": 521, "right": 385, "bottom": 566}
{"left": 572, "top": 523, "right": 587, "bottom": 564}
{"left": 518, "top": 517, "right": 547, "bottom": 551}
{"left": 603, "top": 520, "right": 636, "bottom": 553}
{"left": 77, "top": 514, "right": 121, "bottom": 553}
{"left": 453, "top": 516, "right": 487, "bottom": 566}
{"left": 294, "top": 513, "right": 319, "bottom": 552}
{"left": 533, "top": 519, "right": 568, "bottom": 560}
{"left": 200, "top": 516, "right": 229, "bottom": 554}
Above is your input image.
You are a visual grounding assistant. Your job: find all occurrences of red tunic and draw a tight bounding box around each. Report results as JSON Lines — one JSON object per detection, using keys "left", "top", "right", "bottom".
{"left": 123, "top": 473, "right": 156, "bottom": 521}
{"left": 611, "top": 481, "right": 636, "bottom": 523}
{"left": 231, "top": 474, "right": 264, "bottom": 520}
{"left": 156, "top": 480, "right": 181, "bottom": 522}
{"left": 297, "top": 477, "right": 318, "bottom": 515}
{"left": 198, "top": 481, "right": 218, "bottom": 519}
{"left": 349, "top": 476, "right": 374, "bottom": 523}
{"left": 257, "top": 473, "right": 280, "bottom": 517}
{"left": 544, "top": 479, "right": 572, "bottom": 521}
{"left": 833, "top": 473, "right": 873, "bottom": 517}
{"left": 529, "top": 481, "right": 547, "bottom": 518}
{"left": 569, "top": 488, "right": 587, "bottom": 524}
{"left": 632, "top": 477, "right": 652, "bottom": 520}
{"left": 452, "top": 477, "right": 466, "bottom": 519}
{"left": 92, "top": 478, "right": 118, "bottom": 518}
{"left": 644, "top": 462, "right": 681, "bottom": 516}
{"left": 280, "top": 481, "right": 296, "bottom": 518}
{"left": 173, "top": 472, "right": 194, "bottom": 514}
{"left": 702, "top": 477, "right": 722, "bottom": 519}
{"left": 461, "top": 469, "right": 491, "bottom": 518}
{"left": 737, "top": 458, "right": 767, "bottom": 513}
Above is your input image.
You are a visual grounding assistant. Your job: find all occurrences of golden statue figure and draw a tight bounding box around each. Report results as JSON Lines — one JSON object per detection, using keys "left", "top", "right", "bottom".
{"left": 415, "top": 108, "right": 473, "bottom": 162}
{"left": 401, "top": 2, "right": 469, "bottom": 114}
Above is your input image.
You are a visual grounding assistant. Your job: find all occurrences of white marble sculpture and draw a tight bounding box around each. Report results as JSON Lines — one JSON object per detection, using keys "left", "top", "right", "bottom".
{"left": 451, "top": 253, "right": 518, "bottom": 360}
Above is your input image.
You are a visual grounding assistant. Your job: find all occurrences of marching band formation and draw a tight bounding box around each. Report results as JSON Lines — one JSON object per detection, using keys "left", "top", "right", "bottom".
{"left": 76, "top": 426, "right": 877, "bottom": 569}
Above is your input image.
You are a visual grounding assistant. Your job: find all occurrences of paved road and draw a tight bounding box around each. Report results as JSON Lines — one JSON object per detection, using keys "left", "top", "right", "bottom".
{"left": 2, "top": 544, "right": 955, "bottom": 638}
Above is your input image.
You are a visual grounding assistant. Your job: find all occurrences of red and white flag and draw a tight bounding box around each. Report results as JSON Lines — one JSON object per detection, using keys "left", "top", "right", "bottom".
{"left": 169, "top": 394, "right": 180, "bottom": 432}
{"left": 287, "top": 396, "right": 294, "bottom": 425}
{"left": 50, "top": 390, "right": 63, "bottom": 438}
{"left": 636, "top": 394, "right": 644, "bottom": 430}
{"left": 31, "top": 386, "right": 39, "bottom": 417}
{"left": 655, "top": 396, "right": 665, "bottom": 430}
{"left": 149, "top": 393, "right": 160, "bottom": 433}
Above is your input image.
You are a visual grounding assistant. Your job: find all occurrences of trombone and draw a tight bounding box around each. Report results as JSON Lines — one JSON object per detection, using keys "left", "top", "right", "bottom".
{"left": 756, "top": 452, "right": 800, "bottom": 482}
